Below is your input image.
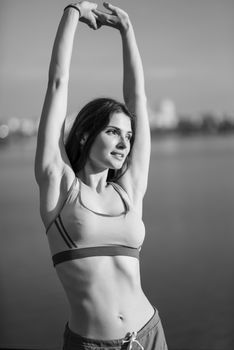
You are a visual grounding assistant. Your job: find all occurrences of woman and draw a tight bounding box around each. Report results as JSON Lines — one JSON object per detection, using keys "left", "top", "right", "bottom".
{"left": 35, "top": 2, "right": 168, "bottom": 349}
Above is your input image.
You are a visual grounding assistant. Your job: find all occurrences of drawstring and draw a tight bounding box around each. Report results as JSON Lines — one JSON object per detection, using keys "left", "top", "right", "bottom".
{"left": 122, "top": 331, "right": 144, "bottom": 350}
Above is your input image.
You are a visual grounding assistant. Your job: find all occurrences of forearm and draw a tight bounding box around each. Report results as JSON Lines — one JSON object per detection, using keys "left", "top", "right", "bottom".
{"left": 121, "top": 20, "right": 146, "bottom": 106}
{"left": 49, "top": 7, "right": 80, "bottom": 83}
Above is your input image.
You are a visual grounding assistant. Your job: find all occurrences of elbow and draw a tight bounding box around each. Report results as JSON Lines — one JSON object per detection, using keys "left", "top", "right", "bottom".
{"left": 48, "top": 72, "right": 69, "bottom": 90}
{"left": 34, "top": 150, "right": 58, "bottom": 185}
{"left": 34, "top": 161, "right": 58, "bottom": 186}
{"left": 135, "top": 90, "right": 147, "bottom": 102}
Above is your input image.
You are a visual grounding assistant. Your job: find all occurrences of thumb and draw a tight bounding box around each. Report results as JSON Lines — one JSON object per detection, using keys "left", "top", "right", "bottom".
{"left": 103, "top": 2, "right": 117, "bottom": 14}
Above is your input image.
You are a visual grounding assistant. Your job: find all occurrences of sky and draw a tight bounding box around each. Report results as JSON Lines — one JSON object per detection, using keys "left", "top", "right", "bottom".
{"left": 0, "top": 0, "right": 234, "bottom": 119}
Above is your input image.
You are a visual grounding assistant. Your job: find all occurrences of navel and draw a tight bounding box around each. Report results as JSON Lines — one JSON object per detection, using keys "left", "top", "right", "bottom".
{"left": 118, "top": 314, "right": 124, "bottom": 321}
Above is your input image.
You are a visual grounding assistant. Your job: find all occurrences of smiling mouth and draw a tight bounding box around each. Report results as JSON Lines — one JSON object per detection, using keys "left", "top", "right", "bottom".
{"left": 111, "top": 152, "right": 125, "bottom": 160}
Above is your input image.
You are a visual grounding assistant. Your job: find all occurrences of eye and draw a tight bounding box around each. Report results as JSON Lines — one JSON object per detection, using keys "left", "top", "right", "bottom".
{"left": 126, "top": 134, "right": 132, "bottom": 141}
{"left": 106, "top": 129, "right": 118, "bottom": 135}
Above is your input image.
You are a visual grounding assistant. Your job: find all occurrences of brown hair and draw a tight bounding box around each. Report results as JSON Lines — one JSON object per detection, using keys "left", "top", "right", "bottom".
{"left": 65, "top": 97, "right": 135, "bottom": 181}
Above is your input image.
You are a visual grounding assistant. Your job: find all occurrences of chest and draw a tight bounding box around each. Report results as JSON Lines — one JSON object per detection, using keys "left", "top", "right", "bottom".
{"left": 61, "top": 203, "right": 145, "bottom": 248}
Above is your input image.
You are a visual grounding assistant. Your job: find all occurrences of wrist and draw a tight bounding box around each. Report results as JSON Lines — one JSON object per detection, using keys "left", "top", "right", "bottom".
{"left": 119, "top": 15, "right": 131, "bottom": 34}
{"left": 74, "top": 2, "right": 83, "bottom": 17}
{"left": 64, "top": 4, "right": 82, "bottom": 18}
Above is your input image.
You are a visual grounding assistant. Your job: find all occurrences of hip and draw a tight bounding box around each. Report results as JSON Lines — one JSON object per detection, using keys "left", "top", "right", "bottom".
{"left": 63, "top": 306, "right": 168, "bottom": 350}
{"left": 69, "top": 291, "right": 154, "bottom": 339}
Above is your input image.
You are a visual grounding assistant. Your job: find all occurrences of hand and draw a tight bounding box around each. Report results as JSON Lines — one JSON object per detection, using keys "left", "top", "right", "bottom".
{"left": 93, "top": 2, "right": 130, "bottom": 32}
{"left": 74, "top": 1, "right": 101, "bottom": 29}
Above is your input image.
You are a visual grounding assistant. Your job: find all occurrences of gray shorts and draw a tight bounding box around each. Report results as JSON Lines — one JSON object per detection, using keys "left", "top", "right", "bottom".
{"left": 63, "top": 307, "right": 168, "bottom": 350}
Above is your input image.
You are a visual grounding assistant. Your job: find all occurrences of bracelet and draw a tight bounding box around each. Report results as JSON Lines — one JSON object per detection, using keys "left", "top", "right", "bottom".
{"left": 64, "top": 4, "right": 82, "bottom": 17}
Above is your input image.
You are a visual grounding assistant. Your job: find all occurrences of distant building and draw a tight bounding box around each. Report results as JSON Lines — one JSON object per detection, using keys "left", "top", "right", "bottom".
{"left": 154, "top": 99, "right": 178, "bottom": 129}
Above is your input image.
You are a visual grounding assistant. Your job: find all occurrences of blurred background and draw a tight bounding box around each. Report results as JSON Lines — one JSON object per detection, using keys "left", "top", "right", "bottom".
{"left": 0, "top": 0, "right": 234, "bottom": 349}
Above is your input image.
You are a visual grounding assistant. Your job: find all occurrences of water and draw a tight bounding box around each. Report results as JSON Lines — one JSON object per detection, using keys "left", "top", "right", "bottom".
{"left": 0, "top": 136, "right": 234, "bottom": 350}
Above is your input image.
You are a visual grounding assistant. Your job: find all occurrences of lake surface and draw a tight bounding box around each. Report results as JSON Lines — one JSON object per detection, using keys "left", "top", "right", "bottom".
{"left": 0, "top": 135, "right": 234, "bottom": 350}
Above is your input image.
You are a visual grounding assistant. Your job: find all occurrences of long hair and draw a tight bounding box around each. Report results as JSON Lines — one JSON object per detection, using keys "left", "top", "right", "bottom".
{"left": 65, "top": 98, "right": 135, "bottom": 182}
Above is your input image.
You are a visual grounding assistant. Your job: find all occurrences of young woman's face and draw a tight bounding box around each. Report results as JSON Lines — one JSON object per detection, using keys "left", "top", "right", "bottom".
{"left": 88, "top": 112, "right": 132, "bottom": 171}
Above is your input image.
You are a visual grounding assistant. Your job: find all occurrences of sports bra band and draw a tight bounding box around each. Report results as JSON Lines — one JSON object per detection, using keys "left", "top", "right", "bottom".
{"left": 52, "top": 245, "right": 140, "bottom": 266}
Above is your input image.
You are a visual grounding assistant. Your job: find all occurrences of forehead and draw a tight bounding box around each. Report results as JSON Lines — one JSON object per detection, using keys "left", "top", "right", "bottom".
{"left": 108, "top": 112, "right": 132, "bottom": 132}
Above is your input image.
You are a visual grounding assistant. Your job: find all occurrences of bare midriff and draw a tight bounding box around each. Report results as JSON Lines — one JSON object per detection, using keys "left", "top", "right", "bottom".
{"left": 56, "top": 255, "right": 154, "bottom": 339}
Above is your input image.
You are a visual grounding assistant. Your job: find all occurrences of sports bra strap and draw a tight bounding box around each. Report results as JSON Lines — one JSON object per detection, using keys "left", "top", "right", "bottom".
{"left": 109, "top": 182, "right": 131, "bottom": 211}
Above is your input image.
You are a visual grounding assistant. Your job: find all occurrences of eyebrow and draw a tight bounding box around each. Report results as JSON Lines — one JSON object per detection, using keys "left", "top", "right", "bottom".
{"left": 107, "top": 125, "right": 132, "bottom": 134}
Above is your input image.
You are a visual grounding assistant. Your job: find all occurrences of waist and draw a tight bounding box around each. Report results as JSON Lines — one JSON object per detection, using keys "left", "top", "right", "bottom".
{"left": 56, "top": 256, "right": 152, "bottom": 337}
{"left": 66, "top": 305, "right": 158, "bottom": 345}
{"left": 69, "top": 293, "right": 154, "bottom": 339}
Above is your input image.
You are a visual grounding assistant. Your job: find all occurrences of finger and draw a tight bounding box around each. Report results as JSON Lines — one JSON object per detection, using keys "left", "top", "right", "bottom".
{"left": 96, "top": 20, "right": 102, "bottom": 29}
{"left": 90, "top": 23, "right": 97, "bottom": 30}
{"left": 92, "top": 9, "right": 104, "bottom": 29}
{"left": 92, "top": 14, "right": 102, "bottom": 28}
{"left": 90, "top": 17, "right": 98, "bottom": 30}
{"left": 92, "top": 9, "right": 104, "bottom": 18}
{"left": 92, "top": 9, "right": 111, "bottom": 25}
{"left": 80, "top": 17, "right": 96, "bottom": 30}
{"left": 92, "top": 9, "right": 109, "bottom": 19}
{"left": 92, "top": 12, "right": 99, "bottom": 20}
{"left": 103, "top": 2, "right": 118, "bottom": 14}
{"left": 92, "top": 9, "right": 106, "bottom": 15}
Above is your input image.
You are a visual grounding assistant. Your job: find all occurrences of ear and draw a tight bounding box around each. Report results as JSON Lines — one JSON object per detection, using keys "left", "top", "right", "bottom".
{"left": 80, "top": 133, "right": 88, "bottom": 145}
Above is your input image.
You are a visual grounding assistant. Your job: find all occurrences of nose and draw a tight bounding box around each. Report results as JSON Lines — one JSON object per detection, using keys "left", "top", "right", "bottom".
{"left": 117, "top": 135, "right": 127, "bottom": 149}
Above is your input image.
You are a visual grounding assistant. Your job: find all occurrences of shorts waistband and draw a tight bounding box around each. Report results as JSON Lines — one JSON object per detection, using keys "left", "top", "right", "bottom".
{"left": 64, "top": 306, "right": 160, "bottom": 347}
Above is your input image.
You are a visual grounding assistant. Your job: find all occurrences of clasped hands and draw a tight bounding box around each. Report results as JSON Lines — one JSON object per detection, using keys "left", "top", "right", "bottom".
{"left": 73, "top": 1, "right": 129, "bottom": 31}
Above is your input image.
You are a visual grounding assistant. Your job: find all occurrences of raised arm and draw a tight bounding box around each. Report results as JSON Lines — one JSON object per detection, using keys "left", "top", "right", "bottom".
{"left": 35, "top": 2, "right": 98, "bottom": 227}
{"left": 120, "top": 11, "right": 151, "bottom": 197}
{"left": 35, "top": 2, "right": 98, "bottom": 182}
{"left": 94, "top": 3, "right": 151, "bottom": 200}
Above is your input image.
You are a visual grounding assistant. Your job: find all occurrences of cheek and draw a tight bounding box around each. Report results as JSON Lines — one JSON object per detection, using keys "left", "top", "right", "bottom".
{"left": 99, "top": 135, "right": 115, "bottom": 149}
{"left": 97, "top": 137, "right": 112, "bottom": 151}
{"left": 90, "top": 136, "right": 112, "bottom": 158}
{"left": 126, "top": 142, "right": 131, "bottom": 153}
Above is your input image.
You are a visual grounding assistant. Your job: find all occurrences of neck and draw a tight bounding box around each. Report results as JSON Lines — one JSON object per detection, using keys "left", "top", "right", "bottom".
{"left": 77, "top": 166, "right": 109, "bottom": 193}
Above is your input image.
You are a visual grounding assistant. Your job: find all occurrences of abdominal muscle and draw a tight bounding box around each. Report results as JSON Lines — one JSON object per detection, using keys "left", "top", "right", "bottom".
{"left": 56, "top": 255, "right": 154, "bottom": 339}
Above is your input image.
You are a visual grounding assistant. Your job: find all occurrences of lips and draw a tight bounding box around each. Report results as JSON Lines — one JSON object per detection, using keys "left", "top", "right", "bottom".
{"left": 111, "top": 151, "right": 125, "bottom": 160}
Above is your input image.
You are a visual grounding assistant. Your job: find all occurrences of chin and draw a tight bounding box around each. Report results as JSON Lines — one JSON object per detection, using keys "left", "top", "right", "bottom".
{"left": 109, "top": 162, "right": 123, "bottom": 170}
{"left": 108, "top": 157, "right": 127, "bottom": 171}
{"left": 109, "top": 165, "right": 122, "bottom": 171}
